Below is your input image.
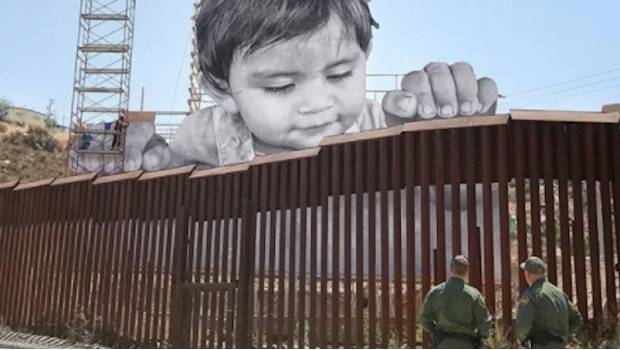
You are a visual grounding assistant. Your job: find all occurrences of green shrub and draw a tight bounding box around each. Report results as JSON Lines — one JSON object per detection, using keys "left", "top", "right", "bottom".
{"left": 44, "top": 116, "right": 58, "bottom": 129}
{"left": 0, "top": 98, "right": 11, "bottom": 110}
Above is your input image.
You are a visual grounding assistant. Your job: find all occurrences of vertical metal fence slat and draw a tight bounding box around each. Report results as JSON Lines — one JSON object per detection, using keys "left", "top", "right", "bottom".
{"left": 342, "top": 143, "right": 353, "bottom": 348}
{"left": 154, "top": 177, "right": 170, "bottom": 345}
{"left": 392, "top": 135, "right": 404, "bottom": 345}
{"left": 481, "top": 126, "right": 495, "bottom": 314}
{"left": 465, "top": 128, "right": 481, "bottom": 290}
{"left": 612, "top": 128, "right": 620, "bottom": 302}
{"left": 450, "top": 129, "right": 462, "bottom": 256}
{"left": 209, "top": 176, "right": 225, "bottom": 346}
{"left": 569, "top": 124, "right": 588, "bottom": 319}
{"left": 528, "top": 123, "right": 542, "bottom": 257}
{"left": 420, "top": 131, "right": 431, "bottom": 348}
{"left": 379, "top": 138, "right": 390, "bottom": 348}
{"left": 497, "top": 125, "right": 512, "bottom": 328}
{"left": 217, "top": 175, "right": 233, "bottom": 347}
{"left": 111, "top": 180, "right": 128, "bottom": 335}
{"left": 123, "top": 180, "right": 138, "bottom": 337}
{"left": 354, "top": 141, "right": 365, "bottom": 348}
{"left": 6, "top": 190, "right": 23, "bottom": 326}
{"left": 256, "top": 165, "right": 269, "bottom": 347}
{"left": 309, "top": 157, "right": 319, "bottom": 348}
{"left": 434, "top": 131, "right": 446, "bottom": 283}
{"left": 332, "top": 146, "right": 342, "bottom": 347}
{"left": 298, "top": 158, "right": 309, "bottom": 348}
{"left": 277, "top": 163, "right": 288, "bottom": 347}
{"left": 513, "top": 122, "right": 528, "bottom": 293}
{"left": 320, "top": 150, "right": 329, "bottom": 348}
{"left": 597, "top": 124, "right": 617, "bottom": 318}
{"left": 202, "top": 178, "right": 215, "bottom": 348}
{"left": 542, "top": 124, "right": 558, "bottom": 284}
{"left": 556, "top": 124, "right": 572, "bottom": 297}
{"left": 130, "top": 181, "right": 147, "bottom": 338}
{"left": 15, "top": 188, "right": 33, "bottom": 326}
{"left": 136, "top": 180, "right": 153, "bottom": 341}
{"left": 53, "top": 185, "right": 71, "bottom": 327}
{"left": 101, "top": 182, "right": 119, "bottom": 329}
{"left": 146, "top": 179, "right": 163, "bottom": 343}
{"left": 267, "top": 162, "right": 278, "bottom": 347}
{"left": 226, "top": 173, "right": 241, "bottom": 348}
{"left": 584, "top": 124, "right": 603, "bottom": 322}
{"left": 287, "top": 160, "right": 298, "bottom": 349}
{"left": 367, "top": 140, "right": 378, "bottom": 349}
{"left": 192, "top": 178, "right": 206, "bottom": 348}
{"left": 404, "top": 132, "right": 417, "bottom": 348}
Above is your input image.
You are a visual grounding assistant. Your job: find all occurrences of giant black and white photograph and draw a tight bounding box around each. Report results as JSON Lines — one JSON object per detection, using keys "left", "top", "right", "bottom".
{"left": 0, "top": 0, "right": 619, "bottom": 349}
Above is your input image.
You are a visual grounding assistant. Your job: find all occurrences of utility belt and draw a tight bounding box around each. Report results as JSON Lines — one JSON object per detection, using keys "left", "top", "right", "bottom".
{"left": 432, "top": 328, "right": 481, "bottom": 348}
{"left": 527, "top": 330, "right": 564, "bottom": 347}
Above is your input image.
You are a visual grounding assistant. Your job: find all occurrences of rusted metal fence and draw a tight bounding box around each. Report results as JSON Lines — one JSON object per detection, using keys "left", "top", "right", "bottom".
{"left": 1, "top": 110, "right": 619, "bottom": 348}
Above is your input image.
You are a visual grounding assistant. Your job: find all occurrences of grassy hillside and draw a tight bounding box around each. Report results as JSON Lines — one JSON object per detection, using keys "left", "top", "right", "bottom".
{"left": 0, "top": 107, "right": 68, "bottom": 183}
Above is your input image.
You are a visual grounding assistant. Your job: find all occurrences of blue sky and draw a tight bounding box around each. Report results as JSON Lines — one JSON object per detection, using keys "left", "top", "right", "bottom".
{"left": 1, "top": 0, "right": 619, "bottom": 124}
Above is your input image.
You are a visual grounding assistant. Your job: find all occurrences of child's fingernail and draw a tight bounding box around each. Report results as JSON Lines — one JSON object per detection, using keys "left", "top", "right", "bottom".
{"left": 423, "top": 104, "right": 435, "bottom": 116}
{"left": 441, "top": 105, "right": 454, "bottom": 116}
{"left": 461, "top": 102, "right": 472, "bottom": 114}
{"left": 397, "top": 96, "right": 413, "bottom": 111}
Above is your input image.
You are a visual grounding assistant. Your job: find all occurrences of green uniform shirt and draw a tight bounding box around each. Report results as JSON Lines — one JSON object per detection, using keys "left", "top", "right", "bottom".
{"left": 419, "top": 277, "right": 492, "bottom": 340}
{"left": 516, "top": 279, "right": 583, "bottom": 344}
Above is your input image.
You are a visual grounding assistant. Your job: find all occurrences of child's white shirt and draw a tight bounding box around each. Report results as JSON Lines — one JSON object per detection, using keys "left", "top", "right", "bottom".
{"left": 168, "top": 99, "right": 386, "bottom": 168}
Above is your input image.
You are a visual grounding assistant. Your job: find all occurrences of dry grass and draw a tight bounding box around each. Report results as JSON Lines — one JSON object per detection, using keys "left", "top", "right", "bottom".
{"left": 0, "top": 125, "right": 66, "bottom": 183}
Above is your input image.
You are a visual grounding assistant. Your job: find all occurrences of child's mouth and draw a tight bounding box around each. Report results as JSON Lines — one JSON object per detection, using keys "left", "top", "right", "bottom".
{"left": 302, "top": 120, "right": 340, "bottom": 137}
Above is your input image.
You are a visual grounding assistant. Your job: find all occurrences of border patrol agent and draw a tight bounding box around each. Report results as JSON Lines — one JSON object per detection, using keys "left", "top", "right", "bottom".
{"left": 516, "top": 257, "right": 583, "bottom": 348}
{"left": 419, "top": 255, "right": 491, "bottom": 348}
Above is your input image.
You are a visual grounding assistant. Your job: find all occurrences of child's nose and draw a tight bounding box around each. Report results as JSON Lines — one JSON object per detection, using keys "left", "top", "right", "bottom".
{"left": 297, "top": 87, "right": 333, "bottom": 115}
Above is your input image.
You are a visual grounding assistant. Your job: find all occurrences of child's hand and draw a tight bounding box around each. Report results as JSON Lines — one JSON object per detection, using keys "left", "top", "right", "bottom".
{"left": 124, "top": 121, "right": 156, "bottom": 172}
{"left": 382, "top": 61, "right": 498, "bottom": 120}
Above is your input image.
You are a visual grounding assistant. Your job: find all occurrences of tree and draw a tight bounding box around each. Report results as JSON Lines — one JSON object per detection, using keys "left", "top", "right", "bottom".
{"left": 44, "top": 98, "right": 58, "bottom": 128}
{"left": 0, "top": 98, "right": 11, "bottom": 110}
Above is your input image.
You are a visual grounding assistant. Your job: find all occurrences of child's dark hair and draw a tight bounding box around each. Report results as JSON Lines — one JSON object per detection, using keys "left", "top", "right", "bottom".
{"left": 196, "top": 0, "right": 379, "bottom": 94}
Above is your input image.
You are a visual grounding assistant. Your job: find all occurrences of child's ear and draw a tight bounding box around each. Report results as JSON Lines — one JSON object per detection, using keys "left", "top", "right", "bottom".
{"left": 201, "top": 76, "right": 240, "bottom": 115}
{"left": 365, "top": 41, "right": 373, "bottom": 59}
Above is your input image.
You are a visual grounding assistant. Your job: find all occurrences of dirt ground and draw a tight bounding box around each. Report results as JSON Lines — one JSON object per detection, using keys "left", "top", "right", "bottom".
{"left": 0, "top": 108, "right": 68, "bottom": 183}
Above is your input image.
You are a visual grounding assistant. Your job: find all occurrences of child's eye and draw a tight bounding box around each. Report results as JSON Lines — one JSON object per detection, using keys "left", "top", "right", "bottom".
{"left": 264, "top": 84, "right": 295, "bottom": 95}
{"left": 327, "top": 71, "right": 353, "bottom": 82}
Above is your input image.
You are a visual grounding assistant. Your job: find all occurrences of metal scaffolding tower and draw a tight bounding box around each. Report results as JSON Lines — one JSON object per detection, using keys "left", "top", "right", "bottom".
{"left": 189, "top": 0, "right": 215, "bottom": 113}
{"left": 68, "top": 0, "right": 136, "bottom": 174}
{"left": 188, "top": 0, "right": 203, "bottom": 113}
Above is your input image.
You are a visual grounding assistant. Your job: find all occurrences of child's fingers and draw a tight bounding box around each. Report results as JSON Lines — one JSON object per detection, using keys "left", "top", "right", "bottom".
{"left": 478, "top": 77, "right": 499, "bottom": 114}
{"left": 124, "top": 153, "right": 142, "bottom": 172}
{"left": 424, "top": 62, "right": 458, "bottom": 119}
{"left": 450, "top": 62, "right": 480, "bottom": 116}
{"left": 401, "top": 70, "right": 436, "bottom": 119}
{"left": 382, "top": 90, "right": 417, "bottom": 118}
{"left": 142, "top": 144, "right": 171, "bottom": 172}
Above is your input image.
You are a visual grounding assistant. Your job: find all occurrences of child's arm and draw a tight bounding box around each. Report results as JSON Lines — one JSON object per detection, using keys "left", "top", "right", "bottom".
{"left": 137, "top": 106, "right": 255, "bottom": 172}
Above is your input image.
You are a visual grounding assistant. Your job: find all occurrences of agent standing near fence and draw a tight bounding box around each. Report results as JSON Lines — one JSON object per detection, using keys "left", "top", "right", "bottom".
{"left": 419, "top": 255, "right": 491, "bottom": 348}
{"left": 516, "top": 256, "right": 583, "bottom": 348}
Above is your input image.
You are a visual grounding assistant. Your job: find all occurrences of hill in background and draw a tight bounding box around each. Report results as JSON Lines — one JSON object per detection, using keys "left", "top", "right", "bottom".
{"left": 0, "top": 107, "right": 68, "bottom": 183}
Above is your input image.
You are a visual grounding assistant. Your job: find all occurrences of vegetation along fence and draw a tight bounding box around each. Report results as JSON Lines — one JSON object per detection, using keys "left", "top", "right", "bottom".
{"left": 1, "top": 109, "right": 620, "bottom": 348}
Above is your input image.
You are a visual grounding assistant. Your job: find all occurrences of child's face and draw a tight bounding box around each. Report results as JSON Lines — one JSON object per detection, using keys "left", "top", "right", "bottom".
{"left": 225, "top": 16, "right": 368, "bottom": 149}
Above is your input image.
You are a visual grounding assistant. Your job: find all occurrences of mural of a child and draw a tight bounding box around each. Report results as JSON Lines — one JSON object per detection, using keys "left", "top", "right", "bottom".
{"left": 125, "top": 0, "right": 498, "bottom": 172}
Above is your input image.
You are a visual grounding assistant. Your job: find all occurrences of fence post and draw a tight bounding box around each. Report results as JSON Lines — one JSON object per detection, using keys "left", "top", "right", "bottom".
{"left": 236, "top": 192, "right": 257, "bottom": 348}
{"left": 170, "top": 205, "right": 189, "bottom": 348}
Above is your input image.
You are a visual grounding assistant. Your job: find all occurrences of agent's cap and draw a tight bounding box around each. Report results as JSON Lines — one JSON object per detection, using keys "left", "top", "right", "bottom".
{"left": 520, "top": 256, "right": 546, "bottom": 274}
